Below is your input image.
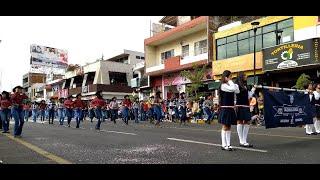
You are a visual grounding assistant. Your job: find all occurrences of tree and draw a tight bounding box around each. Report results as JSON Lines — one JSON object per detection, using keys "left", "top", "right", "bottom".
{"left": 296, "top": 73, "right": 311, "bottom": 90}
{"left": 180, "top": 63, "right": 207, "bottom": 101}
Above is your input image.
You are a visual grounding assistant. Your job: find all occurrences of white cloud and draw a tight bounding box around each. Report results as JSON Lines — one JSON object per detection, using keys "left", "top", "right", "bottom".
{"left": 0, "top": 16, "right": 163, "bottom": 92}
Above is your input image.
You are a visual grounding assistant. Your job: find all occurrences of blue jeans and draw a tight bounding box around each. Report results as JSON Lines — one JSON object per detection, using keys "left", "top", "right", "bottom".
{"left": 12, "top": 107, "right": 24, "bottom": 136}
{"left": 174, "top": 107, "right": 180, "bottom": 120}
{"left": 110, "top": 109, "right": 118, "bottom": 122}
{"left": 74, "top": 108, "right": 82, "bottom": 128}
{"left": 204, "top": 107, "right": 213, "bottom": 122}
{"left": 58, "top": 108, "right": 65, "bottom": 125}
{"left": 65, "top": 108, "right": 73, "bottom": 125}
{"left": 32, "top": 109, "right": 38, "bottom": 122}
{"left": 95, "top": 108, "right": 102, "bottom": 129}
{"left": 1, "top": 108, "right": 10, "bottom": 132}
{"left": 48, "top": 109, "right": 55, "bottom": 124}
{"left": 140, "top": 109, "right": 146, "bottom": 121}
{"left": 153, "top": 106, "right": 162, "bottom": 123}
{"left": 89, "top": 109, "right": 95, "bottom": 122}
{"left": 40, "top": 110, "right": 45, "bottom": 121}
{"left": 122, "top": 107, "right": 129, "bottom": 124}
{"left": 133, "top": 108, "right": 139, "bottom": 123}
{"left": 24, "top": 110, "right": 30, "bottom": 121}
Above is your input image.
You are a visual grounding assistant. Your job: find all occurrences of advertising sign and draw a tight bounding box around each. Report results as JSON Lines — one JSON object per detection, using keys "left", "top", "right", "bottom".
{"left": 263, "top": 38, "right": 320, "bottom": 71}
{"left": 30, "top": 44, "right": 68, "bottom": 69}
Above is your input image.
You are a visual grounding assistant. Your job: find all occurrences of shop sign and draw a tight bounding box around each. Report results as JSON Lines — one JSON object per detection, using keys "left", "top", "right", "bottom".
{"left": 263, "top": 38, "right": 320, "bottom": 71}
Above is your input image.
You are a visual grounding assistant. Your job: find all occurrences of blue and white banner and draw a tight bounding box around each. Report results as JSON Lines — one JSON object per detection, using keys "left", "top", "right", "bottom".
{"left": 263, "top": 89, "right": 314, "bottom": 129}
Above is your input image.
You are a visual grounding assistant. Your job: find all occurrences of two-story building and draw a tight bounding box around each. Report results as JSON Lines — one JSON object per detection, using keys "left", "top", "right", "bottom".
{"left": 63, "top": 50, "right": 144, "bottom": 101}
{"left": 144, "top": 16, "right": 214, "bottom": 100}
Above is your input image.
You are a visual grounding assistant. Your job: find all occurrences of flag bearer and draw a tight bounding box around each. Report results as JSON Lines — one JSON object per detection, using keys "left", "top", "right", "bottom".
{"left": 218, "top": 70, "right": 240, "bottom": 151}
{"left": 235, "top": 72, "right": 255, "bottom": 148}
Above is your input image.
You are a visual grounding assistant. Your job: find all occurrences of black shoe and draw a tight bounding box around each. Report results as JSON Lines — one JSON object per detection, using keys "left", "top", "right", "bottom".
{"left": 95, "top": 127, "right": 100, "bottom": 130}
{"left": 68, "top": 124, "right": 70, "bottom": 127}
{"left": 240, "top": 143, "right": 253, "bottom": 148}
{"left": 2, "top": 131, "right": 9, "bottom": 134}
{"left": 76, "top": 126, "right": 79, "bottom": 128}
{"left": 312, "top": 132, "right": 317, "bottom": 135}
{"left": 113, "top": 120, "right": 116, "bottom": 124}
{"left": 221, "top": 146, "right": 232, "bottom": 151}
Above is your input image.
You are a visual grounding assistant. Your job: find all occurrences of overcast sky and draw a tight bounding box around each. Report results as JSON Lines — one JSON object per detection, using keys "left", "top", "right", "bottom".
{"left": 0, "top": 16, "right": 163, "bottom": 92}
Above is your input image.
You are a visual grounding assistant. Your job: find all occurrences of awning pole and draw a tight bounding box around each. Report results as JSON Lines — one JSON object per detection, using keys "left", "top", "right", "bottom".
{"left": 254, "top": 85, "right": 307, "bottom": 93}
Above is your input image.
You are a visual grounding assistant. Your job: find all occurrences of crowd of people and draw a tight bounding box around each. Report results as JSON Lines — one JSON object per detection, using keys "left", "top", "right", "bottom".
{"left": 1, "top": 70, "right": 319, "bottom": 152}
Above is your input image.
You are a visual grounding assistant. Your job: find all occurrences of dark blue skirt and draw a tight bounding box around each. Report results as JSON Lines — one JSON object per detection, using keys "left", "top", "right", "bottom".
{"left": 218, "top": 108, "right": 237, "bottom": 125}
{"left": 236, "top": 106, "right": 251, "bottom": 121}
{"left": 316, "top": 106, "right": 320, "bottom": 119}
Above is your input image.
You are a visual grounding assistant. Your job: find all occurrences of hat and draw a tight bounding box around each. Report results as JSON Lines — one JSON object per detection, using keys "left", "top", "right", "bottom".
{"left": 180, "top": 92, "right": 186, "bottom": 95}
{"left": 14, "top": 86, "right": 23, "bottom": 91}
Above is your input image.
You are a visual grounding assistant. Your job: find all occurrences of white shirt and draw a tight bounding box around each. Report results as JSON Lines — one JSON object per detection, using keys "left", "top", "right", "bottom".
{"left": 313, "top": 91, "right": 320, "bottom": 101}
{"left": 221, "top": 80, "right": 240, "bottom": 93}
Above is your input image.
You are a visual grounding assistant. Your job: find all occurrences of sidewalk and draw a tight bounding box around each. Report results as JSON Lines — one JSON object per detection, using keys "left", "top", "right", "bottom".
{"left": 0, "top": 133, "right": 56, "bottom": 164}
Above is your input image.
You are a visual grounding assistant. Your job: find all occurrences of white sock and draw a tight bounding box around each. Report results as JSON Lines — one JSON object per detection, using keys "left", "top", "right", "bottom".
{"left": 315, "top": 120, "right": 320, "bottom": 133}
{"left": 243, "top": 124, "right": 250, "bottom": 144}
{"left": 237, "top": 124, "right": 244, "bottom": 144}
{"left": 306, "top": 124, "right": 312, "bottom": 134}
{"left": 226, "top": 130, "right": 231, "bottom": 147}
{"left": 221, "top": 130, "right": 226, "bottom": 147}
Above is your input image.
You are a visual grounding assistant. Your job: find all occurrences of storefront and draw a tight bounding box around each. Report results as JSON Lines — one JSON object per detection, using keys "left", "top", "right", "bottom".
{"left": 262, "top": 38, "right": 320, "bottom": 88}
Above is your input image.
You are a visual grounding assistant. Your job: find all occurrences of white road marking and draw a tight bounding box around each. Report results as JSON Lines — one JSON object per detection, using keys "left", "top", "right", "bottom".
{"left": 167, "top": 137, "right": 268, "bottom": 153}
{"left": 100, "top": 130, "right": 137, "bottom": 136}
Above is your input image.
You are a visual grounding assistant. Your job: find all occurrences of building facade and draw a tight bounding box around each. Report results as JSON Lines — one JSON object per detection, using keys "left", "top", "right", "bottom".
{"left": 145, "top": 16, "right": 213, "bottom": 100}
{"left": 212, "top": 16, "right": 320, "bottom": 88}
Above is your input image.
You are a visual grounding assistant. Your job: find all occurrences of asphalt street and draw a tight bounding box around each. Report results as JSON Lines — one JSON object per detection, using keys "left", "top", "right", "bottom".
{"left": 1, "top": 118, "right": 320, "bottom": 164}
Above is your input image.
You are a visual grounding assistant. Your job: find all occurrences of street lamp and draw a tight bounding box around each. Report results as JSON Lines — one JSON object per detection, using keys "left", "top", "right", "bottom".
{"left": 275, "top": 29, "right": 283, "bottom": 45}
{"left": 251, "top": 21, "right": 260, "bottom": 85}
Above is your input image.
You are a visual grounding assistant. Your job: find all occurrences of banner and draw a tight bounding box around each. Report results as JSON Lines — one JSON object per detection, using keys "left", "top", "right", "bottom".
{"left": 263, "top": 89, "right": 314, "bottom": 129}
{"left": 30, "top": 44, "right": 68, "bottom": 69}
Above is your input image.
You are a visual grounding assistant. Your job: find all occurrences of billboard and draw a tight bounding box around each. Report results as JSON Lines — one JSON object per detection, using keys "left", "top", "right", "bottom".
{"left": 262, "top": 38, "right": 320, "bottom": 72}
{"left": 30, "top": 44, "right": 68, "bottom": 69}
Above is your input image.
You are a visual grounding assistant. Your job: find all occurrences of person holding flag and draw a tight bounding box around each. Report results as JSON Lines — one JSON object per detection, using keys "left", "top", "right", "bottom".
{"left": 235, "top": 72, "right": 255, "bottom": 147}
{"left": 218, "top": 70, "right": 239, "bottom": 151}
{"left": 313, "top": 84, "right": 320, "bottom": 134}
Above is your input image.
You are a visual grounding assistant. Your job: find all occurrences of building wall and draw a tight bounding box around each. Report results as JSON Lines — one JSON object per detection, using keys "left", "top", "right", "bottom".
{"left": 153, "top": 30, "right": 207, "bottom": 66}
{"left": 97, "top": 61, "right": 133, "bottom": 85}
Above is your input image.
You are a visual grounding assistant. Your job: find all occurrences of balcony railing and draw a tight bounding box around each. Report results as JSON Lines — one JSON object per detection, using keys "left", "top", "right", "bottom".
{"left": 133, "top": 61, "right": 145, "bottom": 71}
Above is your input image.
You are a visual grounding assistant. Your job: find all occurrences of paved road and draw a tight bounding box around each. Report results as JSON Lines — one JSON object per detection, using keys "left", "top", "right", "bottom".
{"left": 1, "top": 118, "right": 320, "bottom": 164}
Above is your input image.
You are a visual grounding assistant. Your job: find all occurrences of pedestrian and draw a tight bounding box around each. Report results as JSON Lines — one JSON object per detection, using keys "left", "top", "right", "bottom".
{"left": 203, "top": 94, "right": 214, "bottom": 124}
{"left": 139, "top": 100, "right": 146, "bottom": 121}
{"left": 91, "top": 91, "right": 106, "bottom": 130}
{"left": 133, "top": 98, "right": 140, "bottom": 123}
{"left": 179, "top": 92, "right": 187, "bottom": 126}
{"left": 57, "top": 98, "right": 65, "bottom": 125}
{"left": 235, "top": 72, "right": 255, "bottom": 147}
{"left": 218, "top": 70, "right": 239, "bottom": 151}
{"left": 305, "top": 83, "right": 317, "bottom": 135}
{"left": 147, "top": 96, "right": 154, "bottom": 123}
{"left": 1, "top": 91, "right": 12, "bottom": 133}
{"left": 313, "top": 83, "right": 320, "bottom": 134}
{"left": 109, "top": 97, "right": 119, "bottom": 124}
{"left": 39, "top": 100, "right": 46, "bottom": 122}
{"left": 153, "top": 91, "right": 163, "bottom": 126}
{"left": 122, "top": 95, "right": 132, "bottom": 125}
{"left": 11, "top": 86, "right": 29, "bottom": 138}
{"left": 168, "top": 99, "right": 174, "bottom": 122}
{"left": 173, "top": 95, "right": 180, "bottom": 122}
{"left": 47, "top": 97, "right": 56, "bottom": 124}
{"left": 64, "top": 96, "right": 74, "bottom": 127}
{"left": 73, "top": 93, "right": 85, "bottom": 128}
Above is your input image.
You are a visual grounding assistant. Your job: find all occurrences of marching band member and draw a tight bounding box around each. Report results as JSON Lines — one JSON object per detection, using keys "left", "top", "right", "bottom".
{"left": 305, "top": 83, "right": 317, "bottom": 135}
{"left": 64, "top": 96, "right": 74, "bottom": 128}
{"left": 313, "top": 83, "right": 320, "bottom": 134}
{"left": 218, "top": 70, "right": 239, "bottom": 151}
{"left": 73, "top": 93, "right": 85, "bottom": 128}
{"left": 122, "top": 95, "right": 132, "bottom": 125}
{"left": 235, "top": 72, "right": 255, "bottom": 147}
{"left": 1, "top": 91, "right": 12, "bottom": 133}
{"left": 109, "top": 97, "right": 119, "bottom": 124}
{"left": 11, "top": 86, "right": 29, "bottom": 138}
{"left": 91, "top": 91, "right": 106, "bottom": 130}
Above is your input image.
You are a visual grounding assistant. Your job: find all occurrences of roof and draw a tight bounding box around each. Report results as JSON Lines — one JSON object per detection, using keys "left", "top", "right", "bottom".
{"left": 159, "top": 16, "right": 178, "bottom": 27}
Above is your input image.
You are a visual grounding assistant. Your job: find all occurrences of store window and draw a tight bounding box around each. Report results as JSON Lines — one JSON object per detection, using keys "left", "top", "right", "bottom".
{"left": 216, "top": 18, "right": 294, "bottom": 60}
{"left": 194, "top": 39, "right": 207, "bottom": 56}
{"left": 109, "top": 72, "right": 128, "bottom": 86}
{"left": 161, "top": 49, "right": 174, "bottom": 64}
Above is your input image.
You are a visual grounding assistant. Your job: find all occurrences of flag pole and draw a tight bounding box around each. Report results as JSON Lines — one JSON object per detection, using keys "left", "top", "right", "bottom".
{"left": 254, "top": 85, "right": 307, "bottom": 93}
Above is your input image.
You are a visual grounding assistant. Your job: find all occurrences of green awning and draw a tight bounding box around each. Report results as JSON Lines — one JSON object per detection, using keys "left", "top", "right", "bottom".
{"left": 208, "top": 82, "right": 220, "bottom": 90}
